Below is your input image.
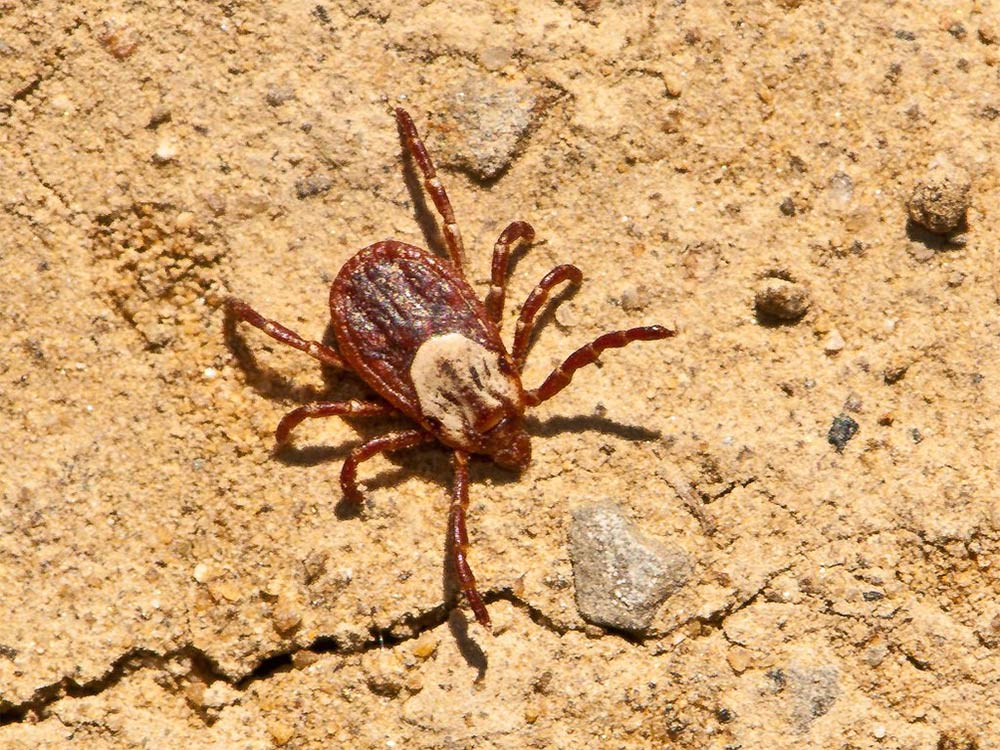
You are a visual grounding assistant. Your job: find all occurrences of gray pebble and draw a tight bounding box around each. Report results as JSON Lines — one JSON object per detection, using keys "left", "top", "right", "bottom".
{"left": 568, "top": 501, "right": 690, "bottom": 634}
{"left": 266, "top": 84, "right": 296, "bottom": 107}
{"left": 295, "top": 173, "right": 333, "bottom": 199}
{"left": 784, "top": 665, "right": 840, "bottom": 730}
{"left": 439, "top": 79, "right": 537, "bottom": 180}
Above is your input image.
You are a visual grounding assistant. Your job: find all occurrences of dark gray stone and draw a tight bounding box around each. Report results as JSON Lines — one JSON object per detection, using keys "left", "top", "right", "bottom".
{"left": 785, "top": 665, "right": 841, "bottom": 730}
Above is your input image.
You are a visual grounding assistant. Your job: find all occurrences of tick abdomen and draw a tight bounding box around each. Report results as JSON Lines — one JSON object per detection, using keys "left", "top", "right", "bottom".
{"left": 330, "top": 241, "right": 506, "bottom": 417}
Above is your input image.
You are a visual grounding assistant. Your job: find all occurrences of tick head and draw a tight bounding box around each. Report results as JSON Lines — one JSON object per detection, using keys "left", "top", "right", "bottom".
{"left": 484, "top": 416, "right": 531, "bottom": 471}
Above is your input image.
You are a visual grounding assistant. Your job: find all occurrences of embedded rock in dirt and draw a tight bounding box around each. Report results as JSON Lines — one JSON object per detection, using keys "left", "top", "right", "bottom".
{"left": 568, "top": 501, "right": 690, "bottom": 634}
{"left": 434, "top": 78, "right": 538, "bottom": 180}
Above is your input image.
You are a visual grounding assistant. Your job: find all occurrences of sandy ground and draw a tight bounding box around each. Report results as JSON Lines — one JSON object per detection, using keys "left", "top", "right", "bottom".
{"left": 3, "top": 1, "right": 1000, "bottom": 748}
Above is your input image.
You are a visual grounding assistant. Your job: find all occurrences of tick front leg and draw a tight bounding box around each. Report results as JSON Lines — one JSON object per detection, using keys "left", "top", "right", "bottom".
{"left": 525, "top": 325, "right": 675, "bottom": 406}
{"left": 226, "top": 297, "right": 350, "bottom": 371}
{"left": 511, "top": 264, "right": 583, "bottom": 371}
{"left": 394, "top": 108, "right": 466, "bottom": 270}
{"left": 484, "top": 221, "right": 535, "bottom": 323}
{"left": 449, "top": 450, "right": 491, "bottom": 630}
{"left": 275, "top": 400, "right": 398, "bottom": 446}
{"left": 340, "top": 429, "right": 433, "bottom": 506}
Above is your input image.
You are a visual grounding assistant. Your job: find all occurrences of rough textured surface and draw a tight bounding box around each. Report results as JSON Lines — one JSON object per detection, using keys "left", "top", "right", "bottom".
{"left": 907, "top": 158, "right": 972, "bottom": 235}
{"left": 3, "top": 1, "right": 1000, "bottom": 748}
{"left": 754, "top": 277, "right": 812, "bottom": 323}
{"left": 568, "top": 501, "right": 690, "bottom": 633}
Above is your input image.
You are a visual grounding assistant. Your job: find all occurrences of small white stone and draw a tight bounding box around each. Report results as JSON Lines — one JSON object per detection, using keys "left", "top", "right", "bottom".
{"left": 873, "top": 724, "right": 886, "bottom": 739}
{"left": 823, "top": 329, "right": 845, "bottom": 354}
{"left": 152, "top": 140, "right": 177, "bottom": 164}
{"left": 193, "top": 563, "right": 209, "bottom": 582}
{"left": 50, "top": 94, "right": 75, "bottom": 114}
{"left": 203, "top": 367, "right": 217, "bottom": 380}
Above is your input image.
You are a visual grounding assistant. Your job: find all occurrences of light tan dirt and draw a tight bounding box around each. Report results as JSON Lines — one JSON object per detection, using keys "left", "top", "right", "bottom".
{"left": 2, "top": 1, "right": 999, "bottom": 748}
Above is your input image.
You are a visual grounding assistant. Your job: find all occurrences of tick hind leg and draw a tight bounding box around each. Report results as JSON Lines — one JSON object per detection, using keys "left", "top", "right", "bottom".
{"left": 395, "top": 108, "right": 466, "bottom": 270}
{"left": 449, "top": 450, "right": 491, "bottom": 629}
{"left": 525, "top": 325, "right": 676, "bottom": 406}
{"left": 484, "top": 221, "right": 535, "bottom": 323}
{"left": 226, "top": 297, "right": 349, "bottom": 371}
{"left": 340, "top": 429, "right": 434, "bottom": 506}
{"left": 275, "top": 400, "right": 398, "bottom": 446}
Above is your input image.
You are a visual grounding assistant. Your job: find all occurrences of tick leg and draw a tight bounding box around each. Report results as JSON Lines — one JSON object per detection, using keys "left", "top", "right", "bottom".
{"left": 525, "top": 326, "right": 676, "bottom": 406}
{"left": 275, "top": 400, "right": 397, "bottom": 446}
{"left": 395, "top": 108, "right": 467, "bottom": 270}
{"left": 511, "top": 264, "right": 583, "bottom": 371}
{"left": 226, "top": 297, "right": 349, "bottom": 371}
{"left": 449, "top": 450, "right": 491, "bottom": 630}
{"left": 340, "top": 429, "right": 433, "bottom": 505}
{"left": 484, "top": 221, "right": 536, "bottom": 323}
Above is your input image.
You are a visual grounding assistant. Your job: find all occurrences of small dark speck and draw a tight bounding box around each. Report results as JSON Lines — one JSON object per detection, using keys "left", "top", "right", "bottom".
{"left": 948, "top": 22, "right": 967, "bottom": 39}
{"left": 780, "top": 197, "right": 796, "bottom": 216}
{"left": 766, "top": 668, "right": 786, "bottom": 691}
{"left": 895, "top": 29, "right": 916, "bottom": 41}
{"left": 312, "top": 5, "right": 330, "bottom": 23}
{"left": 883, "top": 365, "right": 908, "bottom": 384}
{"left": 863, "top": 590, "right": 884, "bottom": 601}
{"left": 716, "top": 707, "right": 735, "bottom": 723}
{"left": 36, "top": 260, "right": 50, "bottom": 271}
{"left": 910, "top": 427, "right": 923, "bottom": 444}
{"left": 147, "top": 106, "right": 172, "bottom": 129}
{"left": 827, "top": 414, "right": 859, "bottom": 452}
{"left": 971, "top": 373, "right": 984, "bottom": 385}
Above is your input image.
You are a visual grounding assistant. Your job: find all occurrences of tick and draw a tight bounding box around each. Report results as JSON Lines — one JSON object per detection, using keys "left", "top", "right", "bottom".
{"left": 226, "top": 108, "right": 674, "bottom": 630}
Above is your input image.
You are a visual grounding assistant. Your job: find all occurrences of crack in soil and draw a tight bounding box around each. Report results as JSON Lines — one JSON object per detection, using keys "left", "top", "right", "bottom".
{"left": 0, "top": 586, "right": 687, "bottom": 727}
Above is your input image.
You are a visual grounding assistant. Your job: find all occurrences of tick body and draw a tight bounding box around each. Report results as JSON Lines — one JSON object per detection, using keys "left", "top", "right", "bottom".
{"left": 227, "top": 108, "right": 674, "bottom": 630}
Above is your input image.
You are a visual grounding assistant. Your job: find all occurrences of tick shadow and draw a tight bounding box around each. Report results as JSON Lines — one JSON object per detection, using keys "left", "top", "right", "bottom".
{"left": 526, "top": 413, "right": 662, "bottom": 444}
{"left": 275, "top": 438, "right": 450, "bottom": 520}
{"left": 447, "top": 607, "right": 488, "bottom": 680}
{"left": 905, "top": 219, "right": 966, "bottom": 252}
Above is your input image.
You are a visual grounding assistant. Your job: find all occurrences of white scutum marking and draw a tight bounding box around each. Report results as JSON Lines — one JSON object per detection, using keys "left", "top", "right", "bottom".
{"left": 410, "top": 333, "right": 517, "bottom": 443}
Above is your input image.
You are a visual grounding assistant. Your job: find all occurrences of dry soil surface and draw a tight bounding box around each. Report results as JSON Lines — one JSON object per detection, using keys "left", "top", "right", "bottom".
{"left": 2, "top": 1, "right": 1000, "bottom": 748}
